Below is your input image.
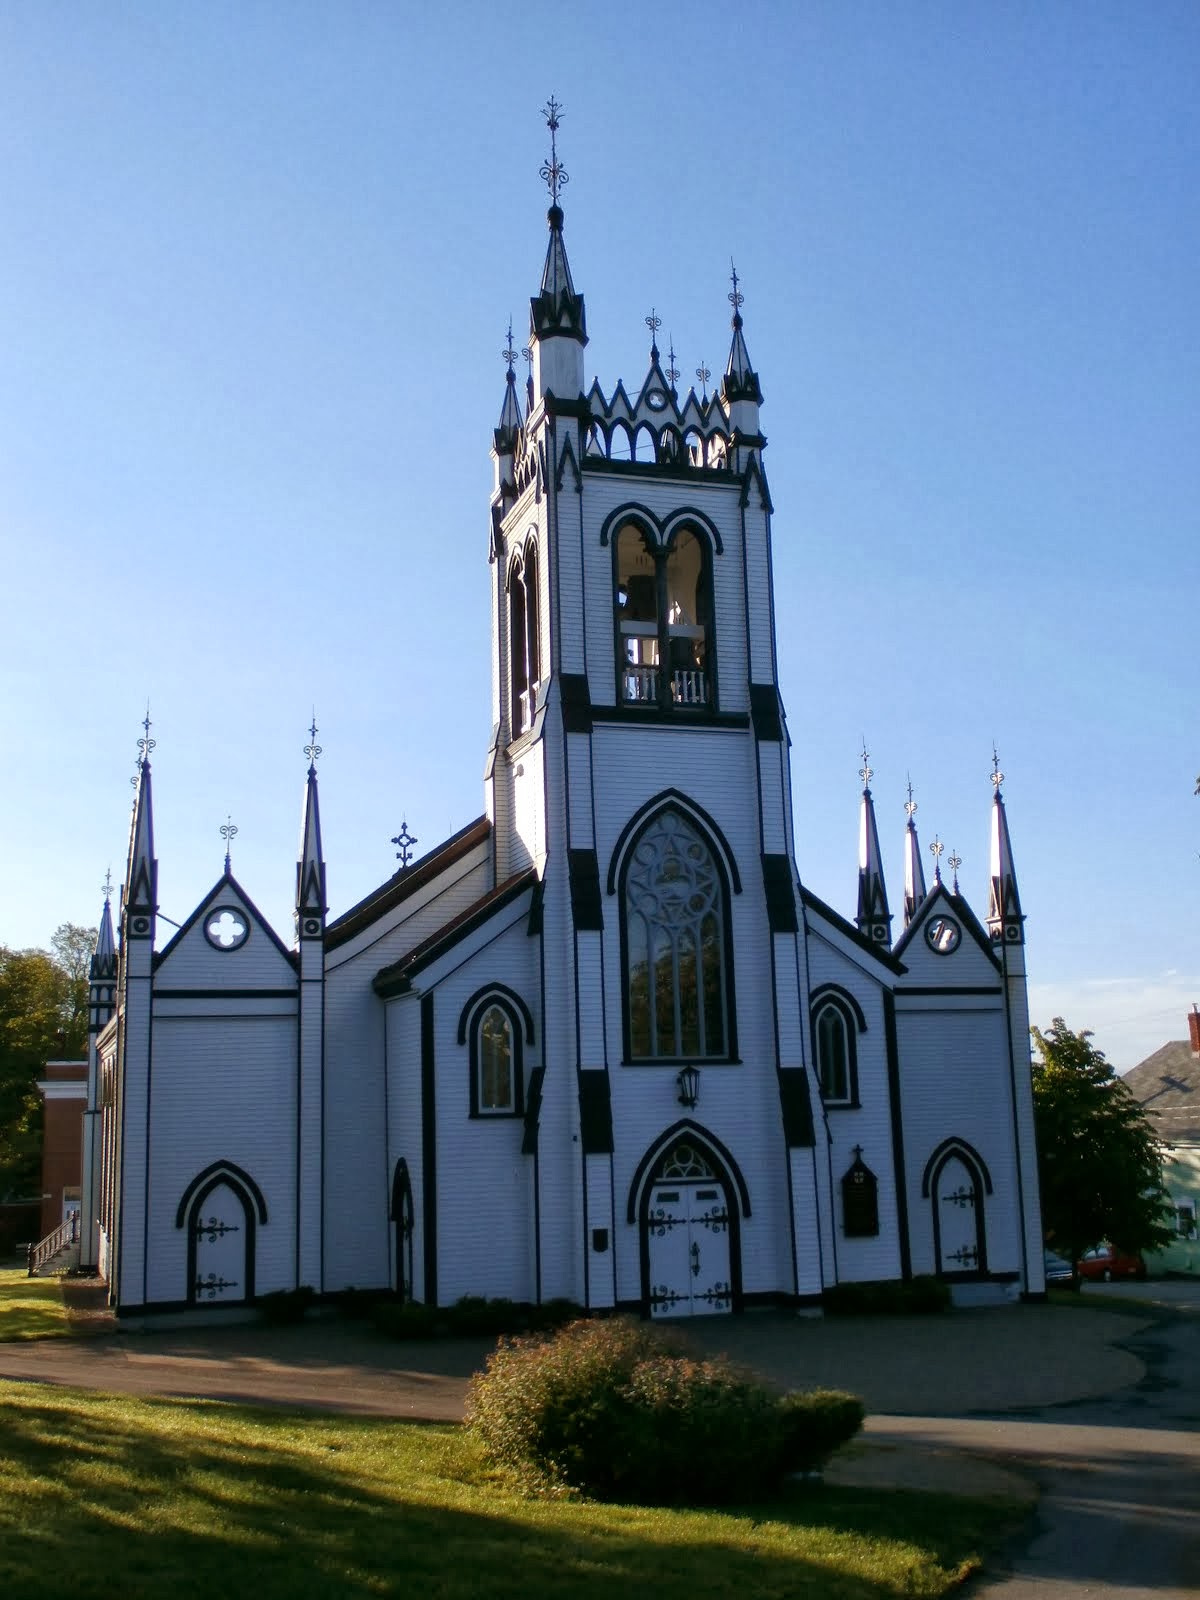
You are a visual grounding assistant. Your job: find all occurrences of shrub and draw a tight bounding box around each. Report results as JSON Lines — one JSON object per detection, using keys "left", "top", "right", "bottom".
{"left": 823, "top": 1276, "right": 951, "bottom": 1316}
{"left": 256, "top": 1285, "right": 315, "bottom": 1324}
{"left": 446, "top": 1295, "right": 524, "bottom": 1337}
{"left": 465, "top": 1316, "right": 863, "bottom": 1504}
{"left": 337, "top": 1286, "right": 392, "bottom": 1320}
{"left": 370, "top": 1299, "right": 439, "bottom": 1340}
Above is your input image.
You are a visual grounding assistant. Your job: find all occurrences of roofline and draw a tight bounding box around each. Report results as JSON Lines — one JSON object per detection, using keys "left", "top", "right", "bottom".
{"left": 800, "top": 885, "right": 907, "bottom": 975}
{"left": 325, "top": 816, "right": 491, "bottom": 950}
{"left": 373, "top": 869, "right": 537, "bottom": 997}
{"left": 154, "top": 870, "right": 298, "bottom": 971}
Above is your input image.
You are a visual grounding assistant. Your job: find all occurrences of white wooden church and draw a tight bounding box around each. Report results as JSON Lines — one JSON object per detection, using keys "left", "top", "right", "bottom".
{"left": 79, "top": 121, "right": 1045, "bottom": 1319}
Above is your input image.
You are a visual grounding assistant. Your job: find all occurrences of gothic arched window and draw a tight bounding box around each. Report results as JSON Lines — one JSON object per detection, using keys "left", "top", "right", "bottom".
{"left": 812, "top": 992, "right": 861, "bottom": 1108}
{"left": 615, "top": 522, "right": 712, "bottom": 710}
{"left": 623, "top": 809, "right": 730, "bottom": 1061}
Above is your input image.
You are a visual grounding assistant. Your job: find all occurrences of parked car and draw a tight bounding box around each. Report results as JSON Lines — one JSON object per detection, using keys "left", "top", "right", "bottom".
{"left": 1076, "top": 1244, "right": 1147, "bottom": 1282}
{"left": 1043, "top": 1248, "right": 1077, "bottom": 1287}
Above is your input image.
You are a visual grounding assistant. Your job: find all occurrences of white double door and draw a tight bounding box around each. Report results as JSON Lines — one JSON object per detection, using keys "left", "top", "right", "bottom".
{"left": 647, "top": 1181, "right": 732, "bottom": 1317}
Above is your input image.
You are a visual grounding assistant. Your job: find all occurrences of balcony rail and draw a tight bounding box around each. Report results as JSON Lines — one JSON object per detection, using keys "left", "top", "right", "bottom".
{"left": 622, "top": 665, "right": 709, "bottom": 706}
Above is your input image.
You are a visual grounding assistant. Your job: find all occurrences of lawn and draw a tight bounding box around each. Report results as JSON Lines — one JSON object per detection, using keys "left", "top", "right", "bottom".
{"left": 0, "top": 1269, "right": 69, "bottom": 1341}
{"left": 0, "top": 1380, "right": 1019, "bottom": 1599}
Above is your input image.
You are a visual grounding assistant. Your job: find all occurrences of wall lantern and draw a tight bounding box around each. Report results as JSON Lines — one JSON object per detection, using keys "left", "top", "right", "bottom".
{"left": 676, "top": 1065, "right": 700, "bottom": 1109}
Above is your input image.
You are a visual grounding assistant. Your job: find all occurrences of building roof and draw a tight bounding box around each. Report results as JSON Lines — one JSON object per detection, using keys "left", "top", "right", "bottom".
{"left": 1123, "top": 1039, "right": 1200, "bottom": 1145}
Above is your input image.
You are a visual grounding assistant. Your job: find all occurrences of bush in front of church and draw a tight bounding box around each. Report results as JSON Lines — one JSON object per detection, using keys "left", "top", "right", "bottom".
{"left": 465, "top": 1316, "right": 863, "bottom": 1504}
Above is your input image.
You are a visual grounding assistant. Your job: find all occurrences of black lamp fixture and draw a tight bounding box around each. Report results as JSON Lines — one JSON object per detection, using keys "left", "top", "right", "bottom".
{"left": 676, "top": 1064, "right": 700, "bottom": 1109}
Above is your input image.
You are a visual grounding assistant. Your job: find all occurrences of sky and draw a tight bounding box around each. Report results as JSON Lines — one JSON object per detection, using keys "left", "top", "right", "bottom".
{"left": 1, "top": 3, "right": 1196, "bottom": 1070}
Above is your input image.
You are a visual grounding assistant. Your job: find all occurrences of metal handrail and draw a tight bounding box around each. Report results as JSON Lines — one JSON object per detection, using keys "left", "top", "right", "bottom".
{"left": 27, "top": 1211, "right": 80, "bottom": 1277}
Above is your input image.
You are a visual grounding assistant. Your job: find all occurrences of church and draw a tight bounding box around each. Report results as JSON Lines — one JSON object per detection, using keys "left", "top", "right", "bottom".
{"left": 78, "top": 113, "right": 1045, "bottom": 1319}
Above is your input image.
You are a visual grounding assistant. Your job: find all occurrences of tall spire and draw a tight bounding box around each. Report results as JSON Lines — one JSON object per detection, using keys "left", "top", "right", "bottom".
{"left": 124, "top": 711, "right": 158, "bottom": 945}
{"left": 855, "top": 745, "right": 892, "bottom": 946}
{"left": 495, "top": 322, "right": 524, "bottom": 444}
{"left": 297, "top": 717, "right": 327, "bottom": 942}
{"left": 92, "top": 885, "right": 116, "bottom": 980}
{"left": 902, "top": 778, "right": 927, "bottom": 927}
{"left": 529, "top": 98, "right": 586, "bottom": 401}
{"left": 987, "top": 750, "right": 1024, "bottom": 946}
{"left": 721, "top": 260, "right": 763, "bottom": 406}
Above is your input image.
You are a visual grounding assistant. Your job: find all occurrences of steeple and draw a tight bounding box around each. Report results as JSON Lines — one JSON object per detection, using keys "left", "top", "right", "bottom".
{"left": 902, "top": 779, "right": 927, "bottom": 927}
{"left": 123, "top": 714, "right": 158, "bottom": 945}
{"left": 493, "top": 323, "right": 524, "bottom": 495}
{"left": 987, "top": 751, "right": 1024, "bottom": 946}
{"left": 92, "top": 879, "right": 116, "bottom": 980}
{"left": 855, "top": 747, "right": 892, "bottom": 946}
{"left": 528, "top": 98, "right": 586, "bottom": 404}
{"left": 296, "top": 719, "right": 327, "bottom": 943}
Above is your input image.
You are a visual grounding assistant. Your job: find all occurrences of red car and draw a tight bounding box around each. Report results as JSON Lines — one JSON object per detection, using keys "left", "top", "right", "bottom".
{"left": 1076, "top": 1244, "right": 1147, "bottom": 1282}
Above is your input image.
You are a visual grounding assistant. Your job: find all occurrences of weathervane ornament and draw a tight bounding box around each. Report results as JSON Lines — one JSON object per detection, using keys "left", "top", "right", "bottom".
{"left": 392, "top": 820, "right": 418, "bottom": 869}
{"left": 304, "top": 714, "right": 322, "bottom": 770}
{"left": 539, "top": 96, "right": 568, "bottom": 205}
{"left": 929, "top": 834, "right": 944, "bottom": 879}
{"left": 666, "top": 338, "right": 680, "bottom": 389}
{"left": 220, "top": 815, "right": 238, "bottom": 873}
{"left": 502, "top": 320, "right": 517, "bottom": 370}
{"left": 859, "top": 741, "right": 873, "bottom": 791}
{"left": 137, "top": 705, "right": 155, "bottom": 767}
{"left": 991, "top": 746, "right": 1005, "bottom": 792}
{"left": 645, "top": 308, "right": 661, "bottom": 358}
{"left": 101, "top": 867, "right": 114, "bottom": 903}
{"left": 904, "top": 776, "right": 917, "bottom": 820}
{"left": 729, "top": 259, "right": 744, "bottom": 321}
{"left": 696, "top": 360, "right": 711, "bottom": 399}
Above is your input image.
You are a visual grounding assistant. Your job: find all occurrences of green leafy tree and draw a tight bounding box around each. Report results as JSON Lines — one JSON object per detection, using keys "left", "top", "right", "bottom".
{"left": 1032, "top": 1017, "right": 1173, "bottom": 1270}
{"left": 0, "top": 925, "right": 96, "bottom": 1198}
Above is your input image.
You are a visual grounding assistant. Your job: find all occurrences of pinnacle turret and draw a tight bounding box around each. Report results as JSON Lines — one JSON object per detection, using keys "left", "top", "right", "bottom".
{"left": 987, "top": 754, "right": 1024, "bottom": 946}
{"left": 123, "top": 725, "right": 158, "bottom": 944}
{"left": 91, "top": 893, "right": 116, "bottom": 980}
{"left": 296, "top": 722, "right": 327, "bottom": 943}
{"left": 720, "top": 261, "right": 763, "bottom": 408}
{"left": 855, "top": 749, "right": 892, "bottom": 947}
{"left": 902, "top": 781, "right": 927, "bottom": 928}
{"left": 528, "top": 100, "right": 587, "bottom": 403}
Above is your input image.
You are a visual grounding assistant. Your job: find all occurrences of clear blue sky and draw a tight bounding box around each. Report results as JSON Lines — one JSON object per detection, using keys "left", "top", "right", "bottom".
{"left": 2, "top": 3, "right": 1196, "bottom": 1069}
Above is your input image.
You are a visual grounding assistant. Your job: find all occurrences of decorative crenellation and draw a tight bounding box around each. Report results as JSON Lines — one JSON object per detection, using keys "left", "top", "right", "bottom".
{"left": 579, "top": 376, "right": 739, "bottom": 471}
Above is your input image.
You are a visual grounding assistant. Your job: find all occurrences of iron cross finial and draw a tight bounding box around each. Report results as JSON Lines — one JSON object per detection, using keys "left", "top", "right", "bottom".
{"left": 696, "top": 360, "right": 711, "bottom": 399}
{"left": 947, "top": 850, "right": 962, "bottom": 892}
{"left": 521, "top": 342, "right": 532, "bottom": 370}
{"left": 136, "top": 702, "right": 156, "bottom": 767}
{"left": 729, "top": 259, "right": 744, "bottom": 321}
{"left": 391, "top": 819, "right": 418, "bottom": 868}
{"left": 645, "top": 307, "right": 662, "bottom": 358}
{"left": 539, "top": 97, "right": 568, "bottom": 205}
{"left": 991, "top": 745, "right": 1005, "bottom": 791}
{"left": 904, "top": 775, "right": 917, "bottom": 820}
{"left": 101, "top": 867, "right": 114, "bottom": 903}
{"left": 502, "top": 319, "right": 517, "bottom": 370}
{"left": 304, "top": 713, "right": 322, "bottom": 769}
{"left": 859, "top": 741, "right": 872, "bottom": 790}
{"left": 220, "top": 815, "right": 238, "bottom": 873}
{"left": 666, "top": 337, "right": 680, "bottom": 388}
{"left": 929, "top": 834, "right": 944, "bottom": 880}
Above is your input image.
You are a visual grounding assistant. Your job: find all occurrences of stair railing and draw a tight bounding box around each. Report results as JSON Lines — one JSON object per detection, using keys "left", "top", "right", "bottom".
{"left": 27, "top": 1211, "right": 80, "bottom": 1277}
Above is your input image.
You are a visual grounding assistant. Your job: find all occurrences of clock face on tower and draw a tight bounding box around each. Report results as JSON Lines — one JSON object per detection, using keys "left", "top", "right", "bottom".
{"left": 924, "top": 915, "right": 961, "bottom": 955}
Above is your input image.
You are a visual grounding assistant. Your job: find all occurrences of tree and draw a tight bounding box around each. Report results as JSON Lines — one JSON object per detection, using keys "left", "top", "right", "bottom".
{"left": 1032, "top": 1018, "right": 1174, "bottom": 1270}
{"left": 0, "top": 925, "right": 96, "bottom": 1198}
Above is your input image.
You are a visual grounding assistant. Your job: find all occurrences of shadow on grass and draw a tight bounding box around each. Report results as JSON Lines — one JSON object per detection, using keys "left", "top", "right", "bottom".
{"left": 0, "top": 1271, "right": 68, "bottom": 1342}
{"left": 0, "top": 1384, "right": 1011, "bottom": 1600}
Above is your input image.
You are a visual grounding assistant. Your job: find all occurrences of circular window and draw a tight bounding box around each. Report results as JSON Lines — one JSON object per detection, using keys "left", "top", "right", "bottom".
{"left": 924, "top": 916, "right": 961, "bottom": 954}
{"left": 645, "top": 389, "right": 668, "bottom": 411}
{"left": 204, "top": 908, "right": 249, "bottom": 951}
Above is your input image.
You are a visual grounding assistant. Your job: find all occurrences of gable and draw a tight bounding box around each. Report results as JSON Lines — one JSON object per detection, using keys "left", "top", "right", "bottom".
{"left": 154, "top": 876, "right": 297, "bottom": 990}
{"left": 891, "top": 886, "right": 1001, "bottom": 989}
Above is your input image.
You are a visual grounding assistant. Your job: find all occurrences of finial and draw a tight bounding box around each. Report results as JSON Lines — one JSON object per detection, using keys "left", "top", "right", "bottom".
{"left": 947, "top": 850, "right": 962, "bottom": 892}
{"left": 391, "top": 819, "right": 418, "bottom": 868}
{"left": 904, "top": 775, "right": 917, "bottom": 820}
{"left": 304, "top": 713, "right": 322, "bottom": 771}
{"left": 666, "top": 337, "right": 680, "bottom": 390}
{"left": 991, "top": 745, "right": 1005, "bottom": 792}
{"left": 101, "top": 867, "right": 114, "bottom": 903}
{"left": 539, "top": 96, "right": 568, "bottom": 206}
{"left": 502, "top": 319, "right": 517, "bottom": 371}
{"left": 729, "top": 259, "right": 744, "bottom": 325}
{"left": 136, "top": 703, "right": 155, "bottom": 768}
{"left": 859, "top": 740, "right": 873, "bottom": 792}
{"left": 929, "top": 834, "right": 944, "bottom": 881}
{"left": 521, "top": 342, "right": 532, "bottom": 370}
{"left": 220, "top": 815, "right": 238, "bottom": 874}
{"left": 695, "top": 360, "right": 711, "bottom": 400}
{"left": 645, "top": 307, "right": 661, "bottom": 360}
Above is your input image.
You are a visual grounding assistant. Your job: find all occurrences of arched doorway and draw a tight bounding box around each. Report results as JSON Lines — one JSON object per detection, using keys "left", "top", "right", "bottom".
{"left": 175, "top": 1161, "right": 266, "bottom": 1306}
{"left": 924, "top": 1140, "right": 991, "bottom": 1277}
{"left": 631, "top": 1122, "right": 747, "bottom": 1317}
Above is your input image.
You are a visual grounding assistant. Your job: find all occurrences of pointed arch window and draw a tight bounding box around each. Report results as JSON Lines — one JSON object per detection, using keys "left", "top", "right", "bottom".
{"left": 462, "top": 989, "right": 530, "bottom": 1119}
{"left": 508, "top": 541, "right": 541, "bottom": 738}
{"left": 622, "top": 808, "right": 732, "bottom": 1061}
{"left": 812, "top": 991, "right": 861, "bottom": 1108}
{"left": 615, "top": 522, "right": 712, "bottom": 709}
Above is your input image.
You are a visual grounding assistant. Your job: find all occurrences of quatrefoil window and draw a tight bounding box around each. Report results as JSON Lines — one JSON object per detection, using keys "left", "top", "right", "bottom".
{"left": 204, "top": 908, "right": 248, "bottom": 950}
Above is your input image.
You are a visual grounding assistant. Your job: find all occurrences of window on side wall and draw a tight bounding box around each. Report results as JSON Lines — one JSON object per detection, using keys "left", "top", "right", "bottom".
{"left": 467, "top": 997, "right": 526, "bottom": 1119}
{"left": 812, "top": 995, "right": 861, "bottom": 1108}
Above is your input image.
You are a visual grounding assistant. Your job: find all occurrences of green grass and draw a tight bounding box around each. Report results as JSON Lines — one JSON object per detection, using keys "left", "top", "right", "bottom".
{"left": 0, "top": 1269, "right": 69, "bottom": 1341}
{"left": 0, "top": 1380, "right": 1020, "bottom": 1599}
